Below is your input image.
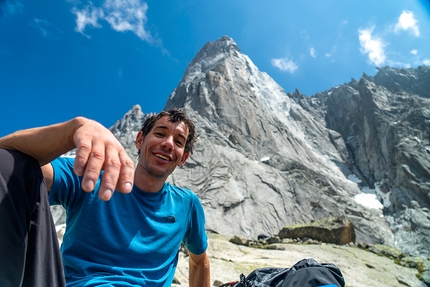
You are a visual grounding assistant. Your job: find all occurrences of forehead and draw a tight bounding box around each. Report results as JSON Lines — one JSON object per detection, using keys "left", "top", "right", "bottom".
{"left": 152, "top": 116, "right": 189, "bottom": 136}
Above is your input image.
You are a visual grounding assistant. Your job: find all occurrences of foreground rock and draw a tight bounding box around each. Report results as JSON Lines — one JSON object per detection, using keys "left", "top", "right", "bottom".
{"left": 55, "top": 225, "right": 428, "bottom": 286}
{"left": 173, "top": 233, "right": 427, "bottom": 287}
{"left": 278, "top": 216, "right": 356, "bottom": 245}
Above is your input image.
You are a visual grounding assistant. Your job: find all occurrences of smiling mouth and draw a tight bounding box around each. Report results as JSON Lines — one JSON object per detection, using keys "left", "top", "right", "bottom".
{"left": 155, "top": 153, "right": 170, "bottom": 161}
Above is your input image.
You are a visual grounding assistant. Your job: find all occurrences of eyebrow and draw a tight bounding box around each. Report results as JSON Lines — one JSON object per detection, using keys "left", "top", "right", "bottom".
{"left": 153, "top": 125, "right": 187, "bottom": 142}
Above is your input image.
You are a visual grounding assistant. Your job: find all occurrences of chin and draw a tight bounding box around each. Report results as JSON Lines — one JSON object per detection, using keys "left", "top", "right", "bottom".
{"left": 148, "top": 168, "right": 170, "bottom": 178}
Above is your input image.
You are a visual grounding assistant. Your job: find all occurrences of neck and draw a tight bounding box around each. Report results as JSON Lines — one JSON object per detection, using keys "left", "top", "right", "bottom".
{"left": 133, "top": 165, "right": 167, "bottom": 192}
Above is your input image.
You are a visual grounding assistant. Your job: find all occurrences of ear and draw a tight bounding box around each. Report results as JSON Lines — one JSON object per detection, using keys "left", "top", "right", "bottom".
{"left": 135, "top": 131, "right": 144, "bottom": 150}
{"left": 178, "top": 151, "right": 190, "bottom": 167}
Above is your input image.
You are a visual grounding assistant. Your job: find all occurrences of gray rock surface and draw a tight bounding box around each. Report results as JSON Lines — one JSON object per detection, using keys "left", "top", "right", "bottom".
{"left": 51, "top": 36, "right": 430, "bottom": 269}
{"left": 173, "top": 233, "right": 427, "bottom": 287}
{"left": 161, "top": 36, "right": 393, "bottom": 249}
{"left": 94, "top": 36, "right": 430, "bottom": 257}
{"left": 294, "top": 65, "right": 430, "bottom": 257}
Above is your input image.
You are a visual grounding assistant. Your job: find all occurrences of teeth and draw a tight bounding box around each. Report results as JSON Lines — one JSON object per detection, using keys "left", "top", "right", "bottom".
{"left": 155, "top": 154, "right": 169, "bottom": 160}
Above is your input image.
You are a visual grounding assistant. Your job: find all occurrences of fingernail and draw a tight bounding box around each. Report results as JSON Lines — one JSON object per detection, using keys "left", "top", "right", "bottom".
{"left": 100, "top": 189, "right": 113, "bottom": 201}
{"left": 124, "top": 182, "right": 133, "bottom": 192}
{"left": 83, "top": 180, "right": 95, "bottom": 191}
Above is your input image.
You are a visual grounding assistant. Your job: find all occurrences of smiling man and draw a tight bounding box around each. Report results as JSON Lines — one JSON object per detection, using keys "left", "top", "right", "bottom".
{"left": 0, "top": 109, "right": 210, "bottom": 287}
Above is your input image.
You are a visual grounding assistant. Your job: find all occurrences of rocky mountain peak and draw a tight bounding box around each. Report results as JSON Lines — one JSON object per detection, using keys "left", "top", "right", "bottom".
{"left": 373, "top": 65, "right": 430, "bottom": 98}
{"left": 184, "top": 36, "right": 241, "bottom": 78}
{"left": 107, "top": 37, "right": 430, "bottom": 257}
{"left": 160, "top": 36, "right": 396, "bottom": 248}
{"left": 110, "top": 104, "right": 153, "bottom": 159}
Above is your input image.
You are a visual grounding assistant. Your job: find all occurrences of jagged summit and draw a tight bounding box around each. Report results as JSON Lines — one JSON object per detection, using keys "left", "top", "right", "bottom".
{"left": 373, "top": 65, "right": 430, "bottom": 97}
{"left": 186, "top": 36, "right": 240, "bottom": 71}
{"left": 196, "top": 35, "right": 240, "bottom": 57}
{"left": 166, "top": 35, "right": 324, "bottom": 163}
{"left": 170, "top": 36, "right": 237, "bottom": 88}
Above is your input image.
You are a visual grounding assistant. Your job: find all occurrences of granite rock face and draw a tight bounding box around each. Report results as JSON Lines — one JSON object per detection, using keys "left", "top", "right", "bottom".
{"left": 162, "top": 36, "right": 394, "bottom": 247}
{"left": 293, "top": 65, "right": 430, "bottom": 256}
{"left": 105, "top": 37, "right": 391, "bottom": 250}
{"left": 51, "top": 36, "right": 430, "bottom": 258}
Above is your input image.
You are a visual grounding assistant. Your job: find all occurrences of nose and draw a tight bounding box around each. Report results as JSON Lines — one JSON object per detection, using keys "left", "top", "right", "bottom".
{"left": 162, "top": 136, "right": 174, "bottom": 150}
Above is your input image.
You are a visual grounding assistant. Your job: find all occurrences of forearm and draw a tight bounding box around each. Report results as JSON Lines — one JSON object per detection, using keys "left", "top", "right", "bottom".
{"left": 0, "top": 116, "right": 134, "bottom": 200}
{"left": 0, "top": 117, "right": 86, "bottom": 165}
{"left": 189, "top": 252, "right": 210, "bottom": 287}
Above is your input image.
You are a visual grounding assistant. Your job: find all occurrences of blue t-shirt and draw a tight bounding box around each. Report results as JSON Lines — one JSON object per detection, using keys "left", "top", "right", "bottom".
{"left": 49, "top": 157, "right": 208, "bottom": 287}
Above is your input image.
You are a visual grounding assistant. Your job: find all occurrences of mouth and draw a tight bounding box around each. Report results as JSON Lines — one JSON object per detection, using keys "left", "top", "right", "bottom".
{"left": 154, "top": 153, "right": 171, "bottom": 161}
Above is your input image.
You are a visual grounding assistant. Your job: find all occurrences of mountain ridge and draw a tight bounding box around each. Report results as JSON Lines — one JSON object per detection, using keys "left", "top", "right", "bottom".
{"left": 108, "top": 36, "right": 430, "bottom": 257}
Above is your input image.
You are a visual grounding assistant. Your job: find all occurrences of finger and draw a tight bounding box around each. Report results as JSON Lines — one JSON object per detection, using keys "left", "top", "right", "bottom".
{"left": 115, "top": 150, "right": 134, "bottom": 194}
{"left": 80, "top": 142, "right": 105, "bottom": 193}
{"left": 98, "top": 146, "right": 122, "bottom": 201}
{"left": 73, "top": 138, "right": 92, "bottom": 176}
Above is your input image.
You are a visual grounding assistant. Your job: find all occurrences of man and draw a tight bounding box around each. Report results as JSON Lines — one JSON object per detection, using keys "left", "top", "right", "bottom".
{"left": 0, "top": 109, "right": 210, "bottom": 287}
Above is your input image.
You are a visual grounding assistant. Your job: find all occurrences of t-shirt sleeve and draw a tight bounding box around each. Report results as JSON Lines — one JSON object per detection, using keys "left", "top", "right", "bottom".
{"left": 183, "top": 193, "right": 208, "bottom": 255}
{"left": 48, "top": 157, "right": 82, "bottom": 209}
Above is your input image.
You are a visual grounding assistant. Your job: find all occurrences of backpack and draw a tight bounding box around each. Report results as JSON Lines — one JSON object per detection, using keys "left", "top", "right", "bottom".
{"left": 221, "top": 258, "right": 345, "bottom": 287}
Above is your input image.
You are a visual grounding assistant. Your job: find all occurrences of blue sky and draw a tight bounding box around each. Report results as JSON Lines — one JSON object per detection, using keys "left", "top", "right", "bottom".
{"left": 1, "top": 0, "right": 429, "bottom": 137}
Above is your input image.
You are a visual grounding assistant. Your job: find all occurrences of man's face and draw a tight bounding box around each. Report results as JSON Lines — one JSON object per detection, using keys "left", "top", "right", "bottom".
{"left": 135, "top": 116, "right": 189, "bottom": 180}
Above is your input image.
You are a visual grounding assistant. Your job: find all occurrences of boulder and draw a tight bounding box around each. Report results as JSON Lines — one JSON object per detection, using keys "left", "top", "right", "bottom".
{"left": 278, "top": 216, "right": 356, "bottom": 245}
{"left": 229, "top": 235, "right": 252, "bottom": 246}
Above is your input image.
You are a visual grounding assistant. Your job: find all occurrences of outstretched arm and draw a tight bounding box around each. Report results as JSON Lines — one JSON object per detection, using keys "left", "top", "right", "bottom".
{"left": 189, "top": 251, "right": 210, "bottom": 287}
{"left": 0, "top": 117, "right": 134, "bottom": 200}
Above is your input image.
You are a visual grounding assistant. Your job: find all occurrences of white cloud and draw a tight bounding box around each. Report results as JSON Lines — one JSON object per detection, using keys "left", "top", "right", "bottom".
{"left": 358, "top": 27, "right": 386, "bottom": 66}
{"left": 394, "top": 10, "right": 420, "bottom": 37}
{"left": 424, "top": 59, "right": 430, "bottom": 65}
{"left": 410, "top": 49, "right": 417, "bottom": 55}
{"left": 72, "top": 0, "right": 152, "bottom": 42}
{"left": 310, "top": 47, "right": 316, "bottom": 58}
{"left": 271, "top": 57, "right": 298, "bottom": 73}
{"left": 103, "top": 0, "right": 151, "bottom": 41}
{"left": 73, "top": 4, "right": 103, "bottom": 35}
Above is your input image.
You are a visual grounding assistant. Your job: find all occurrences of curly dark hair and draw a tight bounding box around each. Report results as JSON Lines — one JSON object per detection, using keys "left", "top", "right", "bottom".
{"left": 139, "top": 108, "right": 197, "bottom": 154}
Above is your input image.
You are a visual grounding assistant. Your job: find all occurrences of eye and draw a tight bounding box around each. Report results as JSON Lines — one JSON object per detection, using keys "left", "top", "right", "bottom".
{"left": 175, "top": 140, "right": 184, "bottom": 147}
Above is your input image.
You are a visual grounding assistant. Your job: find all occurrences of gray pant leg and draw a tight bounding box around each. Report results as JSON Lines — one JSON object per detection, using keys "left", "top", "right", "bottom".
{"left": 0, "top": 149, "right": 65, "bottom": 287}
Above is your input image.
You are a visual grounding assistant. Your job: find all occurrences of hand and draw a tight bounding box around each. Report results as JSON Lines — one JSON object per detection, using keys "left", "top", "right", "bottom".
{"left": 72, "top": 118, "right": 134, "bottom": 201}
